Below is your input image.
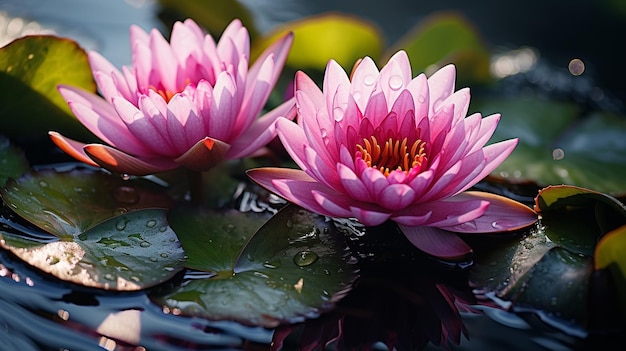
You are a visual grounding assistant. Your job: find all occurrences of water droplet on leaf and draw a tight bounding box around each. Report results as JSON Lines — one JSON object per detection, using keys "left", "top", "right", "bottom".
{"left": 145, "top": 219, "right": 157, "bottom": 228}
{"left": 115, "top": 218, "right": 127, "bottom": 231}
{"left": 293, "top": 250, "right": 318, "bottom": 267}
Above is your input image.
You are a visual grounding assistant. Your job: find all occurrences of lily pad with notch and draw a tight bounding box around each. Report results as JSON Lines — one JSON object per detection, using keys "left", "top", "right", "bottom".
{"left": 0, "top": 167, "right": 184, "bottom": 290}
{"left": 153, "top": 203, "right": 358, "bottom": 328}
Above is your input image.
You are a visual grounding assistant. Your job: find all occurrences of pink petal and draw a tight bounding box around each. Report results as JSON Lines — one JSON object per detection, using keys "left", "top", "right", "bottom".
{"left": 209, "top": 71, "right": 238, "bottom": 141}
{"left": 377, "top": 50, "right": 411, "bottom": 105}
{"left": 84, "top": 144, "right": 178, "bottom": 175}
{"left": 405, "top": 73, "right": 429, "bottom": 121}
{"left": 226, "top": 97, "right": 296, "bottom": 159}
{"left": 297, "top": 90, "right": 336, "bottom": 164}
{"left": 453, "top": 138, "right": 518, "bottom": 195}
{"left": 390, "top": 210, "right": 432, "bottom": 226}
{"left": 149, "top": 27, "right": 178, "bottom": 93}
{"left": 438, "top": 87, "right": 470, "bottom": 125}
{"left": 58, "top": 86, "right": 154, "bottom": 157}
{"left": 361, "top": 167, "right": 391, "bottom": 200}
{"left": 399, "top": 225, "right": 473, "bottom": 260}
{"left": 349, "top": 205, "right": 391, "bottom": 226}
{"left": 48, "top": 132, "right": 99, "bottom": 167}
{"left": 349, "top": 56, "right": 379, "bottom": 111}
{"left": 423, "top": 197, "right": 490, "bottom": 227}
{"left": 439, "top": 191, "right": 537, "bottom": 233}
{"left": 246, "top": 168, "right": 349, "bottom": 218}
{"left": 233, "top": 53, "right": 275, "bottom": 136}
{"left": 379, "top": 183, "right": 416, "bottom": 210}
{"left": 467, "top": 114, "right": 501, "bottom": 154}
{"left": 166, "top": 93, "right": 200, "bottom": 154}
{"left": 363, "top": 91, "right": 389, "bottom": 127}
{"left": 275, "top": 117, "right": 310, "bottom": 171}
{"left": 295, "top": 71, "right": 326, "bottom": 124}
{"left": 337, "top": 163, "right": 371, "bottom": 202}
{"left": 323, "top": 60, "right": 351, "bottom": 117}
{"left": 427, "top": 64, "right": 456, "bottom": 116}
{"left": 175, "top": 137, "right": 230, "bottom": 172}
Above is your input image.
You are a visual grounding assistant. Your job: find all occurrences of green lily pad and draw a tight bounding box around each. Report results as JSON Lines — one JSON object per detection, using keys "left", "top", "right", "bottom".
{"left": 153, "top": 204, "right": 357, "bottom": 327}
{"left": 0, "top": 35, "right": 96, "bottom": 140}
{"left": 478, "top": 96, "right": 626, "bottom": 195}
{"left": 0, "top": 168, "right": 181, "bottom": 290}
{"left": 469, "top": 185, "right": 626, "bottom": 333}
{"left": 0, "top": 136, "right": 29, "bottom": 187}
{"left": 252, "top": 13, "right": 384, "bottom": 72}
{"left": 1, "top": 168, "right": 174, "bottom": 239}
{"left": 387, "top": 12, "right": 491, "bottom": 84}
{"left": 0, "top": 209, "right": 185, "bottom": 290}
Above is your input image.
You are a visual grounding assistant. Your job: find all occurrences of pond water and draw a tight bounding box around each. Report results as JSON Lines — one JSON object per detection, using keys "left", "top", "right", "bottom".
{"left": 0, "top": 0, "right": 624, "bottom": 350}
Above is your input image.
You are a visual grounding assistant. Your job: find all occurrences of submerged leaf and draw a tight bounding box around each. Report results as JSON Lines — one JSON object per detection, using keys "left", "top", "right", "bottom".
{"left": 153, "top": 204, "right": 358, "bottom": 327}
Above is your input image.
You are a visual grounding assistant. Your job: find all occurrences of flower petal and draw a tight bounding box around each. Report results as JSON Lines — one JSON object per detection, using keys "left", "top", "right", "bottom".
{"left": 48, "top": 132, "right": 99, "bottom": 167}
{"left": 349, "top": 205, "right": 391, "bottom": 226}
{"left": 84, "top": 144, "right": 178, "bottom": 175}
{"left": 399, "top": 225, "right": 473, "bottom": 260}
{"left": 175, "top": 137, "right": 230, "bottom": 172}
{"left": 227, "top": 97, "right": 297, "bottom": 159}
{"left": 439, "top": 191, "right": 537, "bottom": 233}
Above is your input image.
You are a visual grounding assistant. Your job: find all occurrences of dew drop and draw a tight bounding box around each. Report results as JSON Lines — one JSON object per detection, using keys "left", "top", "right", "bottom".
{"left": 39, "top": 181, "right": 48, "bottom": 188}
{"left": 145, "top": 219, "right": 157, "bottom": 228}
{"left": 353, "top": 91, "right": 362, "bottom": 102}
{"left": 160, "top": 253, "right": 169, "bottom": 258}
{"left": 293, "top": 250, "right": 319, "bottom": 267}
{"left": 149, "top": 257, "right": 158, "bottom": 262}
{"left": 333, "top": 107, "right": 344, "bottom": 120}
{"left": 113, "top": 186, "right": 139, "bottom": 204}
{"left": 389, "top": 75, "right": 403, "bottom": 90}
{"left": 417, "top": 95, "right": 426, "bottom": 103}
{"left": 104, "top": 273, "right": 114, "bottom": 281}
{"left": 363, "top": 74, "right": 376, "bottom": 86}
{"left": 115, "top": 218, "right": 127, "bottom": 231}
{"left": 223, "top": 223, "right": 235, "bottom": 233}
{"left": 112, "top": 208, "right": 127, "bottom": 216}
{"left": 140, "top": 241, "right": 151, "bottom": 248}
{"left": 159, "top": 226, "right": 168, "bottom": 232}
{"left": 121, "top": 174, "right": 131, "bottom": 181}
{"left": 491, "top": 220, "right": 516, "bottom": 230}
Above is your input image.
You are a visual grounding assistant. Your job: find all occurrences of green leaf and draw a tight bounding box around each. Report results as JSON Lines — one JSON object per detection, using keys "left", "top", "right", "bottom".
{"left": 470, "top": 185, "right": 626, "bottom": 333}
{"left": 478, "top": 96, "right": 626, "bottom": 195}
{"left": 1, "top": 168, "right": 174, "bottom": 239}
{"left": 387, "top": 12, "right": 491, "bottom": 84}
{"left": 0, "top": 35, "right": 96, "bottom": 140}
{"left": 153, "top": 204, "right": 357, "bottom": 327}
{"left": 0, "top": 209, "right": 185, "bottom": 290}
{"left": 0, "top": 136, "right": 29, "bottom": 187}
{"left": 252, "top": 13, "right": 384, "bottom": 72}
{"left": 595, "top": 225, "right": 626, "bottom": 318}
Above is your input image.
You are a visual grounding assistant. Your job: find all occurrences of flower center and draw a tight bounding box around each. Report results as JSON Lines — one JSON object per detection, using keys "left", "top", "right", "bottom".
{"left": 356, "top": 136, "right": 427, "bottom": 176}
{"left": 153, "top": 88, "right": 177, "bottom": 102}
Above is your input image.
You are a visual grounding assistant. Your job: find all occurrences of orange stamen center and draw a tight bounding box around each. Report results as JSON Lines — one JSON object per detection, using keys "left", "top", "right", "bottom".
{"left": 356, "top": 136, "right": 427, "bottom": 176}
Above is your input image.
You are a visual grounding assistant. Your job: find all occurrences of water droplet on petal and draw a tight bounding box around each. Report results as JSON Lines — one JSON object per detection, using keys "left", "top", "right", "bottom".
{"left": 389, "top": 75, "right": 403, "bottom": 90}
{"left": 491, "top": 220, "right": 517, "bottom": 230}
{"left": 333, "top": 107, "right": 344, "bottom": 120}
{"left": 293, "top": 250, "right": 319, "bottom": 267}
{"left": 113, "top": 186, "right": 139, "bottom": 204}
{"left": 353, "top": 91, "right": 362, "bottom": 101}
{"left": 417, "top": 95, "right": 426, "bottom": 103}
{"left": 363, "top": 74, "right": 376, "bottom": 86}
{"left": 145, "top": 219, "right": 157, "bottom": 228}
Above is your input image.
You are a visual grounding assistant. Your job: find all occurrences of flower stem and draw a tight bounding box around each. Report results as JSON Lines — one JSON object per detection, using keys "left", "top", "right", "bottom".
{"left": 187, "top": 169, "right": 204, "bottom": 205}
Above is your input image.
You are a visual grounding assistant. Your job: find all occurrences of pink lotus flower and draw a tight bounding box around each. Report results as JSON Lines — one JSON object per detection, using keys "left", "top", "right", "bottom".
{"left": 50, "top": 19, "right": 295, "bottom": 175}
{"left": 248, "top": 51, "right": 537, "bottom": 259}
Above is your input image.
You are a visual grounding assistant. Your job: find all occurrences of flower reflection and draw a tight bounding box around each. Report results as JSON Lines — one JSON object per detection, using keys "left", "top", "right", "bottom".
{"left": 50, "top": 18, "right": 295, "bottom": 175}
{"left": 248, "top": 50, "right": 537, "bottom": 260}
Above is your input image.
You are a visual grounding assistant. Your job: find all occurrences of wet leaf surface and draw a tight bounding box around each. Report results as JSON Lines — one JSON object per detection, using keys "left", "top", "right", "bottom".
{"left": 478, "top": 96, "right": 626, "bottom": 195}
{"left": 1, "top": 168, "right": 174, "bottom": 239}
{"left": 153, "top": 204, "right": 358, "bottom": 328}
{"left": 0, "top": 35, "right": 96, "bottom": 140}
{"left": 469, "top": 185, "right": 626, "bottom": 334}
{"left": 0, "top": 168, "right": 182, "bottom": 290}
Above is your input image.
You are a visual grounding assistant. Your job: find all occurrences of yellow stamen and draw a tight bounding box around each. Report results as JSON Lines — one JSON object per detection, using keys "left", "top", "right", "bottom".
{"left": 356, "top": 136, "right": 427, "bottom": 176}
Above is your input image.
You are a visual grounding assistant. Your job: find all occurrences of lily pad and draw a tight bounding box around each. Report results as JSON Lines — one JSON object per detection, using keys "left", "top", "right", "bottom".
{"left": 0, "top": 136, "right": 29, "bottom": 187}
{"left": 0, "top": 35, "right": 96, "bottom": 140}
{"left": 0, "top": 168, "right": 182, "bottom": 290}
{"left": 387, "top": 12, "right": 491, "bottom": 84}
{"left": 252, "top": 13, "right": 384, "bottom": 72}
{"left": 469, "top": 185, "right": 626, "bottom": 334}
{"left": 0, "top": 209, "right": 185, "bottom": 290}
{"left": 1, "top": 168, "right": 174, "bottom": 239}
{"left": 478, "top": 96, "right": 626, "bottom": 195}
{"left": 153, "top": 204, "right": 358, "bottom": 327}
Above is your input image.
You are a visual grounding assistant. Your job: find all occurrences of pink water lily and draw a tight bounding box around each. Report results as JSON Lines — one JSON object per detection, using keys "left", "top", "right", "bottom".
{"left": 50, "top": 19, "right": 295, "bottom": 175}
{"left": 247, "top": 51, "right": 537, "bottom": 259}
